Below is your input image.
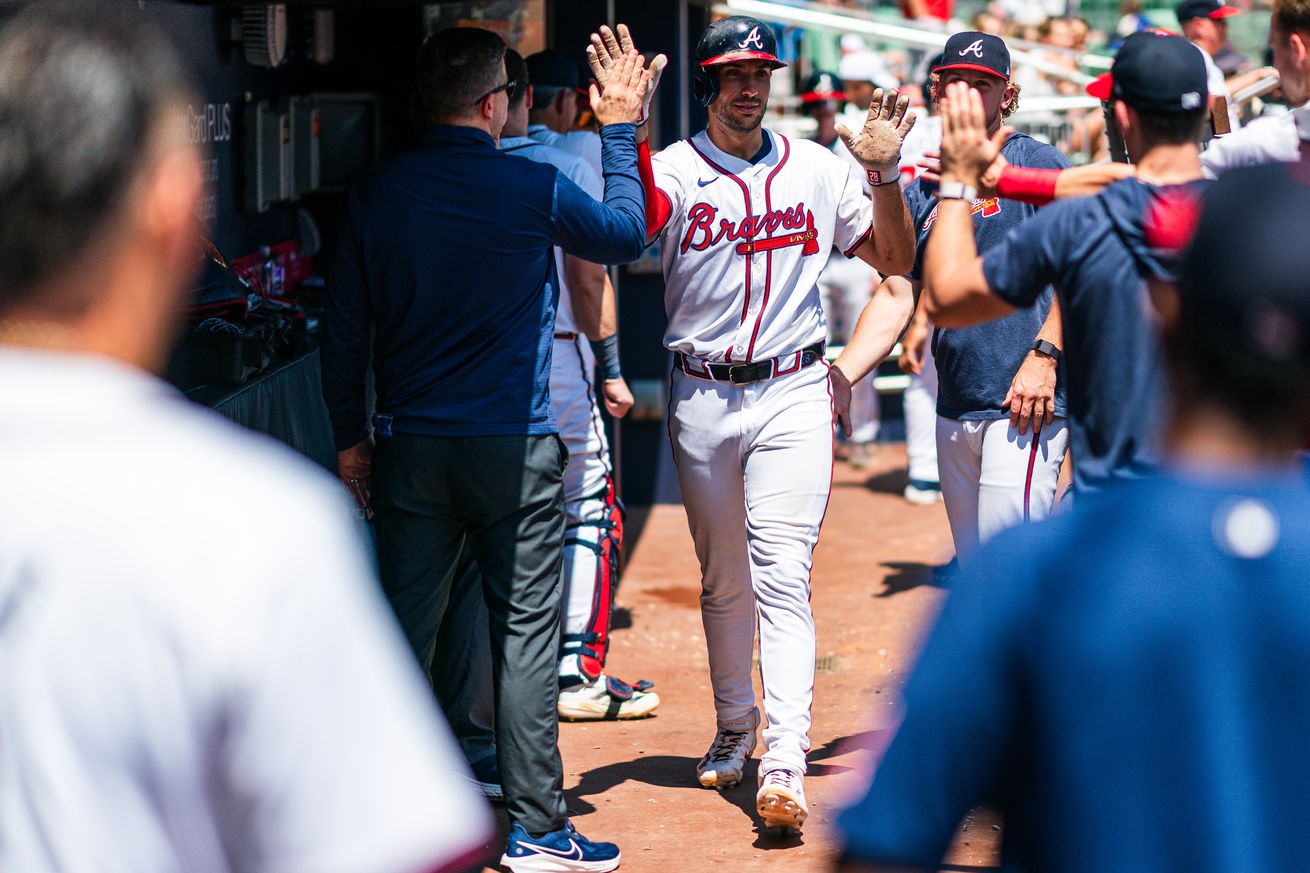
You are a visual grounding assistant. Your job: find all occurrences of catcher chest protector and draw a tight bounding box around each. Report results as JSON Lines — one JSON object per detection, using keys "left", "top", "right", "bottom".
{"left": 693, "top": 15, "right": 787, "bottom": 107}
{"left": 561, "top": 477, "right": 625, "bottom": 683}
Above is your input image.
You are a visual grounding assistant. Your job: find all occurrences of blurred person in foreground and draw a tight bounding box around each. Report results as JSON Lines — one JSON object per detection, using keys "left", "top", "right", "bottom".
{"left": 836, "top": 159, "right": 1310, "bottom": 873}
{"left": 0, "top": 7, "right": 491, "bottom": 872}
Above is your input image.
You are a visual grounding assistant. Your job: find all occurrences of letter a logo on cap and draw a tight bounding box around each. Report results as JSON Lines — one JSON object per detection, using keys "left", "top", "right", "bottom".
{"left": 739, "top": 26, "right": 765, "bottom": 50}
{"left": 959, "top": 39, "right": 985, "bottom": 58}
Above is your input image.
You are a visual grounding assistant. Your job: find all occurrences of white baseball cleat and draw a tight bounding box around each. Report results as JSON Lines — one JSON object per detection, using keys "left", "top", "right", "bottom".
{"left": 756, "top": 767, "right": 808, "bottom": 832}
{"left": 696, "top": 722, "right": 757, "bottom": 789}
{"left": 557, "top": 674, "right": 660, "bottom": 721}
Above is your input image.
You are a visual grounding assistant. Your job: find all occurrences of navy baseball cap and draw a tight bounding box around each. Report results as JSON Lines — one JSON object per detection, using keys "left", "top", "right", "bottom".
{"left": 1086, "top": 30, "right": 1207, "bottom": 112}
{"left": 526, "top": 49, "right": 581, "bottom": 90}
{"left": 1175, "top": 0, "right": 1241, "bottom": 21}
{"left": 800, "top": 71, "right": 845, "bottom": 105}
{"left": 1180, "top": 163, "right": 1310, "bottom": 369}
{"left": 934, "top": 32, "right": 1010, "bottom": 80}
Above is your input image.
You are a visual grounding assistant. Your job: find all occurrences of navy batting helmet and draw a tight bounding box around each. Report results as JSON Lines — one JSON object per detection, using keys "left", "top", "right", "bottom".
{"left": 692, "top": 16, "right": 786, "bottom": 107}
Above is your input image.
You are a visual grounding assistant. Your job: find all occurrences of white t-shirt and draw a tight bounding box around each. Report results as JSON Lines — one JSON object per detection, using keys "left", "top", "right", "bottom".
{"left": 1202, "top": 102, "right": 1310, "bottom": 177}
{"left": 650, "top": 129, "right": 873, "bottom": 362}
{"left": 0, "top": 350, "right": 492, "bottom": 873}
{"left": 502, "top": 134, "right": 604, "bottom": 335}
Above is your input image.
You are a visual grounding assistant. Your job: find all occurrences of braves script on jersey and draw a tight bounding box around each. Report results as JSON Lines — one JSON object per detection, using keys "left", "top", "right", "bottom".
{"left": 651, "top": 129, "right": 873, "bottom": 362}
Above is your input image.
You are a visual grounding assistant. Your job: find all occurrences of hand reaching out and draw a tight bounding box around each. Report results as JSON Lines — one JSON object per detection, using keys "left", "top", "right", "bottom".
{"left": 938, "top": 81, "right": 1008, "bottom": 188}
{"left": 835, "top": 88, "right": 916, "bottom": 187}
{"left": 589, "top": 49, "right": 652, "bottom": 128}
{"left": 586, "top": 24, "right": 668, "bottom": 125}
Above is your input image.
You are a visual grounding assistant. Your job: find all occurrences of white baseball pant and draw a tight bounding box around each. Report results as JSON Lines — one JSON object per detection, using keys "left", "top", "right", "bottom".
{"left": 903, "top": 341, "right": 939, "bottom": 487}
{"left": 818, "top": 256, "right": 880, "bottom": 445}
{"left": 550, "top": 335, "right": 614, "bottom": 682}
{"left": 936, "top": 416, "right": 1069, "bottom": 566}
{"left": 668, "top": 359, "right": 834, "bottom": 775}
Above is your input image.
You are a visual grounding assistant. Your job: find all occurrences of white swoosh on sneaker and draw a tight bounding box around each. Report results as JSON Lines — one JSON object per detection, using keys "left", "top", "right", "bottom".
{"left": 528, "top": 837, "right": 584, "bottom": 861}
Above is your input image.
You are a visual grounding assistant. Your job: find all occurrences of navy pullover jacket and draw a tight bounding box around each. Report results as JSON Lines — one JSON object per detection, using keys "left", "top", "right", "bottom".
{"left": 322, "top": 123, "right": 645, "bottom": 449}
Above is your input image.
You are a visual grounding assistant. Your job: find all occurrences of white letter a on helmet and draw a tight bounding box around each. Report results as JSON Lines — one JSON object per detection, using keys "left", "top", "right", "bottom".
{"left": 739, "top": 26, "right": 766, "bottom": 50}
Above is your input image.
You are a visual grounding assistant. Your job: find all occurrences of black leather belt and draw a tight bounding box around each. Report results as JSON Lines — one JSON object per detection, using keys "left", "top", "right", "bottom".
{"left": 674, "top": 341, "right": 826, "bottom": 385}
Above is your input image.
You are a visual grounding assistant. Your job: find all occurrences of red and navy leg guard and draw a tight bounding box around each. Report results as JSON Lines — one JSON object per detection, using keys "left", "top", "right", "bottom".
{"left": 561, "top": 479, "right": 625, "bottom": 682}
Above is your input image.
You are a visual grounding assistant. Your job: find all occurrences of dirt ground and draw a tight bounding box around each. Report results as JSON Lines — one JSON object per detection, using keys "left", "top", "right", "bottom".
{"left": 478, "top": 444, "right": 1001, "bottom": 872}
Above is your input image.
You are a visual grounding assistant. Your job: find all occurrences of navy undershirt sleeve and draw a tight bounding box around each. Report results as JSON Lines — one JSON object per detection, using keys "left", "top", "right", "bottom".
{"left": 551, "top": 123, "right": 646, "bottom": 264}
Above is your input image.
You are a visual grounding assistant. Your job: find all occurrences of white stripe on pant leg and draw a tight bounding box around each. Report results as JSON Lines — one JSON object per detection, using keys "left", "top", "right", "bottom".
{"left": 936, "top": 416, "right": 985, "bottom": 565}
{"left": 976, "top": 417, "right": 1069, "bottom": 548}
{"left": 669, "top": 370, "right": 758, "bottom": 731}
{"left": 742, "top": 363, "right": 833, "bottom": 774}
{"left": 904, "top": 343, "right": 939, "bottom": 485}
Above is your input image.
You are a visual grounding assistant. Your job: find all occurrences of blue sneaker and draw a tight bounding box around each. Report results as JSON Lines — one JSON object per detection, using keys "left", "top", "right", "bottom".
{"left": 500, "top": 820, "right": 621, "bottom": 872}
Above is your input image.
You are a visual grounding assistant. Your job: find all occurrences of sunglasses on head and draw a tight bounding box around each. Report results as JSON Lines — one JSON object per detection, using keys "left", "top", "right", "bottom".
{"left": 475, "top": 76, "right": 522, "bottom": 104}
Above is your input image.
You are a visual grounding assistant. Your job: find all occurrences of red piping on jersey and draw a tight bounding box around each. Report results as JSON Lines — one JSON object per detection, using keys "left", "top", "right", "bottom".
{"left": 843, "top": 222, "right": 873, "bottom": 258}
{"left": 746, "top": 134, "right": 790, "bottom": 361}
{"left": 1023, "top": 422, "right": 1041, "bottom": 523}
{"left": 688, "top": 139, "right": 754, "bottom": 352}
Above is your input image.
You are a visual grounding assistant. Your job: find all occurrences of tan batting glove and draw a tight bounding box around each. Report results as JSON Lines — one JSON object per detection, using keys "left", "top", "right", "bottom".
{"left": 586, "top": 24, "right": 667, "bottom": 126}
{"left": 835, "top": 88, "right": 917, "bottom": 188}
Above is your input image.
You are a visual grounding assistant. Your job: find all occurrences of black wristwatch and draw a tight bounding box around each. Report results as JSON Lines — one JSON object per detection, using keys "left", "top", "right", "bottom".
{"left": 1032, "top": 339, "right": 1062, "bottom": 362}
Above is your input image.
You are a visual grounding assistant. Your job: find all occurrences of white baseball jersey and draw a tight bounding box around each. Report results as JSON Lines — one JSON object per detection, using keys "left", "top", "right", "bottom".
{"left": 651, "top": 129, "right": 874, "bottom": 363}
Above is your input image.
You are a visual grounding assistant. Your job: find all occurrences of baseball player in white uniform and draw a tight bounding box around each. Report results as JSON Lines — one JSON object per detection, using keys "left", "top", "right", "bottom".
{"left": 588, "top": 20, "right": 916, "bottom": 833}
{"left": 499, "top": 49, "right": 659, "bottom": 721}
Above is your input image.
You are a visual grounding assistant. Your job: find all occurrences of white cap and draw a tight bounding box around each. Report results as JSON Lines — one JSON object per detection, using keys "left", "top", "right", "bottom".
{"left": 837, "top": 51, "right": 896, "bottom": 89}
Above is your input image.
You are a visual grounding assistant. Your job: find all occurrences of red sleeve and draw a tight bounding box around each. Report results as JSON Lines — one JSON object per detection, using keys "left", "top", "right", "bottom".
{"left": 995, "top": 165, "right": 1060, "bottom": 206}
{"left": 638, "top": 138, "right": 671, "bottom": 237}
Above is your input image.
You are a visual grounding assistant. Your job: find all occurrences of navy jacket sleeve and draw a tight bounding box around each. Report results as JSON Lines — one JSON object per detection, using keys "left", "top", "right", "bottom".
{"left": 321, "top": 185, "right": 372, "bottom": 452}
{"left": 551, "top": 123, "right": 645, "bottom": 264}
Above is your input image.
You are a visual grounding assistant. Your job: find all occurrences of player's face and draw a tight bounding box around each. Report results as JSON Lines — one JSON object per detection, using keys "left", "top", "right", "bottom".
{"left": 940, "top": 70, "right": 1012, "bottom": 130}
{"left": 846, "top": 79, "right": 877, "bottom": 111}
{"left": 711, "top": 60, "right": 772, "bottom": 134}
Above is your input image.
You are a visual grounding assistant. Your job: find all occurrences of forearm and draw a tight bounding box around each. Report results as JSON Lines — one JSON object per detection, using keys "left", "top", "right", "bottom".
{"left": 555, "top": 124, "right": 646, "bottom": 264}
{"left": 637, "top": 137, "right": 670, "bottom": 242}
{"left": 1035, "top": 291, "right": 1062, "bottom": 346}
{"left": 564, "top": 255, "right": 609, "bottom": 339}
{"left": 834, "top": 275, "right": 918, "bottom": 384}
{"left": 854, "top": 183, "right": 915, "bottom": 275}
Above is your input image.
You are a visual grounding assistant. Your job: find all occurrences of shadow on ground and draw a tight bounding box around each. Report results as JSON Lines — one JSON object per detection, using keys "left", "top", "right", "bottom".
{"left": 830, "top": 468, "right": 910, "bottom": 496}
{"left": 875, "top": 561, "right": 945, "bottom": 598}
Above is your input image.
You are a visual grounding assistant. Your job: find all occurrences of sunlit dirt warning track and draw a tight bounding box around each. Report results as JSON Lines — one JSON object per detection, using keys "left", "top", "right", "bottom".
{"left": 476, "top": 444, "right": 1002, "bottom": 872}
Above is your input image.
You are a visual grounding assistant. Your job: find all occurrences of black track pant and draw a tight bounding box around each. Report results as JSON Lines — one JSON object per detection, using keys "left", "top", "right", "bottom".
{"left": 372, "top": 432, "right": 567, "bottom": 835}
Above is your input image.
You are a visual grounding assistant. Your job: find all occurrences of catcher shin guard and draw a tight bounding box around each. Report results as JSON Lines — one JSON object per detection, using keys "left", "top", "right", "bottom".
{"left": 560, "top": 480, "right": 625, "bottom": 683}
